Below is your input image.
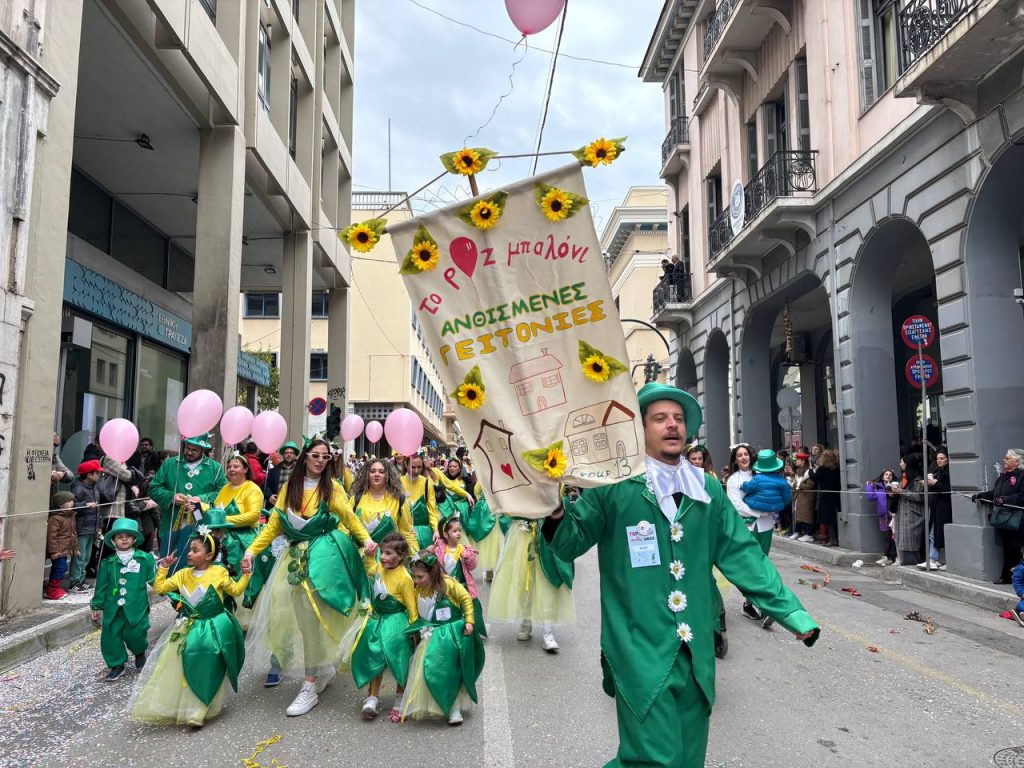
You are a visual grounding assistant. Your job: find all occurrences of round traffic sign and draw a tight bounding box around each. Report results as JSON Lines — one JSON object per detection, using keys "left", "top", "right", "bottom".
{"left": 776, "top": 386, "right": 801, "bottom": 409}
{"left": 901, "top": 315, "right": 935, "bottom": 349}
{"left": 905, "top": 354, "right": 939, "bottom": 389}
{"left": 308, "top": 397, "right": 327, "bottom": 416}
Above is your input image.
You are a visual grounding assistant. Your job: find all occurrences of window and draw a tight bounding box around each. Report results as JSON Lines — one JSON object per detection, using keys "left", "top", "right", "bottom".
{"left": 857, "top": 0, "right": 905, "bottom": 110}
{"left": 292, "top": 0, "right": 299, "bottom": 22}
{"left": 245, "top": 293, "right": 280, "bottom": 317}
{"left": 111, "top": 203, "right": 167, "bottom": 286}
{"left": 199, "top": 0, "right": 216, "bottom": 22}
{"left": 289, "top": 75, "right": 298, "bottom": 159}
{"left": 310, "top": 353, "right": 328, "bottom": 380}
{"left": 745, "top": 121, "right": 759, "bottom": 178}
{"left": 593, "top": 432, "right": 608, "bottom": 450}
{"left": 680, "top": 206, "right": 690, "bottom": 272}
{"left": 705, "top": 174, "right": 722, "bottom": 221}
{"left": 257, "top": 23, "right": 271, "bottom": 110}
{"left": 796, "top": 57, "right": 811, "bottom": 151}
{"left": 166, "top": 243, "right": 195, "bottom": 293}
{"left": 311, "top": 291, "right": 328, "bottom": 318}
{"left": 516, "top": 382, "right": 533, "bottom": 396}
{"left": 668, "top": 66, "right": 685, "bottom": 122}
{"left": 541, "top": 373, "right": 560, "bottom": 388}
{"left": 571, "top": 438, "right": 587, "bottom": 456}
{"left": 763, "top": 91, "right": 787, "bottom": 159}
{"left": 68, "top": 169, "right": 112, "bottom": 252}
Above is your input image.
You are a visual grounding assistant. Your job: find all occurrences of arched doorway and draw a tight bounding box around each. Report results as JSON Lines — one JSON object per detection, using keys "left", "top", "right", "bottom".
{"left": 676, "top": 348, "right": 698, "bottom": 397}
{"left": 703, "top": 330, "right": 730, "bottom": 470}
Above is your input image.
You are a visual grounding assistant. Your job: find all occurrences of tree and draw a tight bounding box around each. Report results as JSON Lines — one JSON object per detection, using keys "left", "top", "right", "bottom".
{"left": 239, "top": 350, "right": 279, "bottom": 411}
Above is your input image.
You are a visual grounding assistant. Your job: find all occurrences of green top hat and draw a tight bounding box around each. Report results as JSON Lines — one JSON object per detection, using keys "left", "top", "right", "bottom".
{"left": 279, "top": 441, "right": 300, "bottom": 455}
{"left": 200, "top": 506, "right": 233, "bottom": 530}
{"left": 183, "top": 433, "right": 213, "bottom": 450}
{"left": 753, "top": 448, "right": 784, "bottom": 474}
{"left": 636, "top": 383, "right": 703, "bottom": 440}
{"left": 104, "top": 517, "right": 143, "bottom": 548}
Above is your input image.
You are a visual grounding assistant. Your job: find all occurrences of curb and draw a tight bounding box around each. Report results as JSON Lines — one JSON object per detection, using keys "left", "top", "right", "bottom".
{"left": 771, "top": 534, "right": 1017, "bottom": 613}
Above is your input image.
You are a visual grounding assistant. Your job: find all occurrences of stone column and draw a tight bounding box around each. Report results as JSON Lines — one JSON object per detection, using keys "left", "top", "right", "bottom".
{"left": 327, "top": 286, "right": 350, "bottom": 417}
{"left": 191, "top": 126, "right": 245, "bottom": 427}
{"left": 279, "top": 232, "right": 313, "bottom": 437}
{"left": 798, "top": 362, "right": 819, "bottom": 446}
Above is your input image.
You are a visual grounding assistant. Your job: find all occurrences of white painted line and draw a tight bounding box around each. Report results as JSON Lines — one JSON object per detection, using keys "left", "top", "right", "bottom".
{"left": 482, "top": 644, "right": 514, "bottom": 767}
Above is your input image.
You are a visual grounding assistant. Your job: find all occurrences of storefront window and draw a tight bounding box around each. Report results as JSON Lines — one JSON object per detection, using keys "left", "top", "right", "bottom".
{"left": 137, "top": 343, "right": 188, "bottom": 453}
{"left": 61, "top": 323, "right": 132, "bottom": 440}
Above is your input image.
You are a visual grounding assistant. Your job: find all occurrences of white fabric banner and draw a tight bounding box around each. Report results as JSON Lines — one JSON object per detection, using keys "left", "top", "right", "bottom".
{"left": 387, "top": 163, "right": 645, "bottom": 518}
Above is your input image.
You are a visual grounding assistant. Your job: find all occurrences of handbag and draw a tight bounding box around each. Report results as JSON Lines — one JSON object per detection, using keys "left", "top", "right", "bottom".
{"left": 990, "top": 506, "right": 1024, "bottom": 532}
{"left": 96, "top": 473, "right": 121, "bottom": 505}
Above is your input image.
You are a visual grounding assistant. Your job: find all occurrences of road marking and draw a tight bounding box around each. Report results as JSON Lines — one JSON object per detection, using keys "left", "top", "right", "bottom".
{"left": 820, "top": 619, "right": 1024, "bottom": 719}
{"left": 482, "top": 644, "right": 514, "bottom": 767}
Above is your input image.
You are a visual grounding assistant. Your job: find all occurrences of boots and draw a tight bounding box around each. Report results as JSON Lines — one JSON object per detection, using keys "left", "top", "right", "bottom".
{"left": 44, "top": 578, "right": 67, "bottom": 600}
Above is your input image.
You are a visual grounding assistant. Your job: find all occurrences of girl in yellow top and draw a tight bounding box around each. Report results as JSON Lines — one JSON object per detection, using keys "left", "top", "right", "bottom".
{"left": 348, "top": 459, "right": 419, "bottom": 555}
{"left": 401, "top": 454, "right": 439, "bottom": 550}
{"left": 131, "top": 533, "right": 250, "bottom": 727}
{"left": 241, "top": 438, "right": 377, "bottom": 718}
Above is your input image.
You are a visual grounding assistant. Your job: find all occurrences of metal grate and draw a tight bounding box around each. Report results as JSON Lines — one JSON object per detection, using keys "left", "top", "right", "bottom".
{"left": 661, "top": 117, "right": 689, "bottom": 166}
{"left": 899, "top": 0, "right": 976, "bottom": 69}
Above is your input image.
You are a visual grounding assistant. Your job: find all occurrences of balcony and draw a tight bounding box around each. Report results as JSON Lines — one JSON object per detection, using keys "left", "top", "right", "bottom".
{"left": 700, "top": 0, "right": 792, "bottom": 86}
{"left": 660, "top": 117, "right": 690, "bottom": 179}
{"left": 894, "top": 0, "right": 1024, "bottom": 122}
{"left": 651, "top": 272, "right": 694, "bottom": 328}
{"left": 708, "top": 150, "right": 817, "bottom": 274}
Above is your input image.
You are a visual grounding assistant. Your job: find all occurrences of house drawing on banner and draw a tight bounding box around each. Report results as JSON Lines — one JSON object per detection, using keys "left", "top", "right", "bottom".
{"left": 473, "top": 419, "right": 532, "bottom": 494}
{"left": 564, "top": 400, "right": 639, "bottom": 465}
{"left": 508, "top": 349, "right": 566, "bottom": 416}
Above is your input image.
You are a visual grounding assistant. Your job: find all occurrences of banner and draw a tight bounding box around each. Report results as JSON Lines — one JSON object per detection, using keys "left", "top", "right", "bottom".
{"left": 387, "top": 163, "right": 644, "bottom": 518}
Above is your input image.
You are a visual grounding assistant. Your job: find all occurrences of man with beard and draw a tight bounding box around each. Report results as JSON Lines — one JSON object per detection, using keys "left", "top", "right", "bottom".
{"left": 264, "top": 441, "right": 300, "bottom": 508}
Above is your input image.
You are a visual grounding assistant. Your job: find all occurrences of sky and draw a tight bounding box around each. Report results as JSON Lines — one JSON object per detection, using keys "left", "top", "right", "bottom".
{"left": 352, "top": 0, "right": 667, "bottom": 234}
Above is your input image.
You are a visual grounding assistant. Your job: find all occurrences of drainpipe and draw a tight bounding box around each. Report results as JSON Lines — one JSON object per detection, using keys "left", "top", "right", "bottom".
{"left": 728, "top": 276, "right": 739, "bottom": 446}
{"left": 827, "top": 199, "right": 849, "bottom": 492}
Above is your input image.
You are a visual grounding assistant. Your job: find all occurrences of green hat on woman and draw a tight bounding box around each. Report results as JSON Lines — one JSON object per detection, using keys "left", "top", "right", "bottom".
{"left": 636, "top": 382, "right": 703, "bottom": 439}
{"left": 753, "top": 448, "right": 784, "bottom": 474}
{"left": 104, "top": 517, "right": 143, "bottom": 548}
{"left": 199, "top": 506, "right": 232, "bottom": 530}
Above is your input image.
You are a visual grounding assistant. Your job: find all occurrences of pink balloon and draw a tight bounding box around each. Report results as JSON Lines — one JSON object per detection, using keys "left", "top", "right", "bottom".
{"left": 177, "top": 389, "right": 224, "bottom": 438}
{"left": 99, "top": 418, "right": 139, "bottom": 464}
{"left": 220, "top": 406, "right": 255, "bottom": 445}
{"left": 365, "top": 420, "right": 384, "bottom": 444}
{"left": 341, "top": 414, "right": 365, "bottom": 442}
{"left": 504, "top": 0, "right": 566, "bottom": 35}
{"left": 252, "top": 411, "right": 288, "bottom": 454}
{"left": 385, "top": 408, "right": 425, "bottom": 456}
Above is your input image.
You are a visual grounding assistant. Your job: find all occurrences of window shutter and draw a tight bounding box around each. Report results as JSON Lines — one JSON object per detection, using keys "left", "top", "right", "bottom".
{"left": 763, "top": 103, "right": 778, "bottom": 160}
{"left": 857, "top": 0, "right": 878, "bottom": 109}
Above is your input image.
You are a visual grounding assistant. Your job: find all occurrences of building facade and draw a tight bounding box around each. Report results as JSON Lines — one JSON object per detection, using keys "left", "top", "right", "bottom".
{"left": 643, "top": 0, "right": 1024, "bottom": 580}
{"left": 240, "top": 193, "right": 451, "bottom": 457}
{"left": 1, "top": 0, "right": 355, "bottom": 615}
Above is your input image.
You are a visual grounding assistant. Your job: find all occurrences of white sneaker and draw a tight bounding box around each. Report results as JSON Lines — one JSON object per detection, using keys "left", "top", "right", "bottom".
{"left": 315, "top": 665, "right": 336, "bottom": 694}
{"left": 915, "top": 561, "right": 930, "bottom": 569}
{"left": 517, "top": 619, "right": 532, "bottom": 641}
{"left": 788, "top": 533, "right": 800, "bottom": 540}
{"left": 937, "top": 563, "right": 947, "bottom": 571}
{"left": 361, "top": 695, "right": 380, "bottom": 720}
{"left": 447, "top": 705, "right": 464, "bottom": 725}
{"left": 286, "top": 681, "right": 319, "bottom": 717}
{"left": 798, "top": 535, "right": 814, "bottom": 543}
{"left": 875, "top": 557, "right": 889, "bottom": 566}
{"left": 541, "top": 632, "right": 559, "bottom": 653}
{"left": 893, "top": 559, "right": 901, "bottom": 567}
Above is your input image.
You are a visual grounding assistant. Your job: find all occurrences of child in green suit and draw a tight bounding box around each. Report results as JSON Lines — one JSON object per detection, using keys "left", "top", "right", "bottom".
{"left": 90, "top": 518, "right": 156, "bottom": 681}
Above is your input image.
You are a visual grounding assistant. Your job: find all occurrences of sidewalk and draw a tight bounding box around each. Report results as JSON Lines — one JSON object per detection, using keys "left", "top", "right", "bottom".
{"left": 771, "top": 534, "right": 1018, "bottom": 612}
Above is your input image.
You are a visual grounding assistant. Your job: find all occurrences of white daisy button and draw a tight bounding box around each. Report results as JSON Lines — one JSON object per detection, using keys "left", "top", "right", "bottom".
{"left": 670, "top": 523, "right": 683, "bottom": 542}
{"left": 667, "top": 590, "right": 687, "bottom": 612}
{"left": 117, "top": 598, "right": 126, "bottom": 606}
{"left": 118, "top": 578, "right": 127, "bottom": 586}
{"left": 636, "top": 520, "right": 654, "bottom": 537}
{"left": 676, "top": 622, "right": 694, "bottom": 644}
{"left": 184, "top": 482, "right": 194, "bottom": 491}
{"left": 669, "top": 560, "right": 685, "bottom": 580}
{"left": 119, "top": 588, "right": 127, "bottom": 596}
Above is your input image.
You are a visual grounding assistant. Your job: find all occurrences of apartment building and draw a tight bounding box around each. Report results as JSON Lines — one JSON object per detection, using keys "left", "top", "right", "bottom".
{"left": 643, "top": 0, "right": 1024, "bottom": 580}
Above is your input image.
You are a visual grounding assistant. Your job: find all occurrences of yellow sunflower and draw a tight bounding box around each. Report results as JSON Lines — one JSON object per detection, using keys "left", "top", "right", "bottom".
{"left": 582, "top": 354, "right": 611, "bottom": 382}
{"left": 453, "top": 148, "right": 483, "bottom": 176}
{"left": 540, "top": 188, "right": 573, "bottom": 221}
{"left": 584, "top": 138, "right": 619, "bottom": 167}
{"left": 470, "top": 200, "right": 501, "bottom": 229}
{"left": 346, "top": 224, "right": 378, "bottom": 253}
{"left": 456, "top": 382, "right": 486, "bottom": 410}
{"left": 411, "top": 241, "right": 440, "bottom": 271}
{"left": 543, "top": 447, "right": 568, "bottom": 478}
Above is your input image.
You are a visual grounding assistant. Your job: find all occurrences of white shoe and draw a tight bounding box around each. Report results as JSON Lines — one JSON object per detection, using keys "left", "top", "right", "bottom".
{"left": 788, "top": 533, "right": 800, "bottom": 540}
{"left": 361, "top": 695, "right": 380, "bottom": 720}
{"left": 541, "top": 632, "right": 559, "bottom": 653}
{"left": 315, "top": 665, "right": 336, "bottom": 694}
{"left": 517, "top": 619, "right": 532, "bottom": 641}
{"left": 447, "top": 705, "right": 464, "bottom": 725}
{"left": 798, "top": 535, "right": 814, "bottom": 543}
{"left": 915, "top": 561, "right": 930, "bottom": 569}
{"left": 875, "top": 557, "right": 889, "bottom": 566}
{"left": 893, "top": 559, "right": 901, "bottom": 567}
{"left": 937, "top": 564, "right": 947, "bottom": 571}
{"left": 286, "top": 681, "right": 319, "bottom": 717}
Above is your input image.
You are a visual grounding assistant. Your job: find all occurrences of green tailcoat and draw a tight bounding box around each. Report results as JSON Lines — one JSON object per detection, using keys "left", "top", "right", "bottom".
{"left": 404, "top": 595, "right": 484, "bottom": 712}
{"left": 351, "top": 591, "right": 414, "bottom": 688}
{"left": 548, "top": 473, "right": 819, "bottom": 720}
{"left": 167, "top": 589, "right": 245, "bottom": 705}
{"left": 150, "top": 457, "right": 226, "bottom": 573}
{"left": 90, "top": 551, "right": 156, "bottom": 624}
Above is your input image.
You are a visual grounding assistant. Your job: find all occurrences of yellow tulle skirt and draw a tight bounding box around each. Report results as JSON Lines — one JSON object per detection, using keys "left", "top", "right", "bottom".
{"left": 487, "top": 523, "right": 575, "bottom": 625}
{"left": 466, "top": 528, "right": 503, "bottom": 572}
{"left": 245, "top": 547, "right": 361, "bottom": 673}
{"left": 129, "top": 619, "right": 228, "bottom": 726}
{"left": 400, "top": 637, "right": 471, "bottom": 720}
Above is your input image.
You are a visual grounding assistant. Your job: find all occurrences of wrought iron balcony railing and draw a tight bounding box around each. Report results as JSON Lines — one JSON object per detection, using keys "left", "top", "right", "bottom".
{"left": 899, "top": 0, "right": 976, "bottom": 69}
{"left": 708, "top": 149, "right": 818, "bottom": 259}
{"left": 703, "top": 0, "right": 740, "bottom": 60}
{"left": 661, "top": 118, "right": 689, "bottom": 167}
{"left": 653, "top": 272, "right": 694, "bottom": 314}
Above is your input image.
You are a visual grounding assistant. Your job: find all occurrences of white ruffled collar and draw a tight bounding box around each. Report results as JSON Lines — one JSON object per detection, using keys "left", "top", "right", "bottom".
{"left": 645, "top": 455, "right": 711, "bottom": 522}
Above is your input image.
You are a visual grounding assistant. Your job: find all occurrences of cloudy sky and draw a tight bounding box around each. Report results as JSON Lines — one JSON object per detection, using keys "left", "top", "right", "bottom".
{"left": 352, "top": 0, "right": 667, "bottom": 233}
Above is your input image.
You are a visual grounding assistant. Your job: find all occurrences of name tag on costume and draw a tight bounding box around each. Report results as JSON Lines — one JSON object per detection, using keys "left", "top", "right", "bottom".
{"left": 123, "top": 560, "right": 141, "bottom": 573}
{"left": 626, "top": 522, "right": 660, "bottom": 568}
{"left": 435, "top": 606, "right": 452, "bottom": 622}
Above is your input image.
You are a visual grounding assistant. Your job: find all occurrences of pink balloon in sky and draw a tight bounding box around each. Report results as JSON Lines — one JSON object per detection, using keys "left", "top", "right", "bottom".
{"left": 251, "top": 411, "right": 288, "bottom": 454}
{"left": 220, "top": 406, "right": 255, "bottom": 445}
{"left": 504, "top": 0, "right": 566, "bottom": 35}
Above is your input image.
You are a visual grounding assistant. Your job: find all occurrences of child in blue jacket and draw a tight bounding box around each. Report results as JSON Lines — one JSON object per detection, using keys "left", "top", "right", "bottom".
{"left": 740, "top": 450, "right": 793, "bottom": 544}
{"left": 1010, "top": 550, "right": 1024, "bottom": 626}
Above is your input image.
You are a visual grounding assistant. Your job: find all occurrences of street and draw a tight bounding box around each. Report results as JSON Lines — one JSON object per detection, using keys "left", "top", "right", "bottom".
{"left": 2, "top": 548, "right": 1023, "bottom": 768}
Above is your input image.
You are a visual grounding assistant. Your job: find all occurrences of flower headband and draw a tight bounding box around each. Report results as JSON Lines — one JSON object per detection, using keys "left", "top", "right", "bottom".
{"left": 193, "top": 525, "right": 216, "bottom": 553}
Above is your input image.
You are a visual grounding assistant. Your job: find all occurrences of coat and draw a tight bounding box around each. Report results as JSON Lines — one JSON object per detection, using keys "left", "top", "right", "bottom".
{"left": 929, "top": 466, "right": 952, "bottom": 548}
{"left": 46, "top": 509, "right": 79, "bottom": 559}
{"left": 896, "top": 480, "right": 926, "bottom": 554}
{"left": 544, "top": 472, "right": 819, "bottom": 719}
{"left": 149, "top": 456, "right": 227, "bottom": 538}
{"left": 812, "top": 465, "right": 841, "bottom": 526}
{"left": 100, "top": 456, "right": 132, "bottom": 520}
{"left": 740, "top": 473, "right": 792, "bottom": 514}
{"left": 246, "top": 454, "right": 267, "bottom": 488}
{"left": 71, "top": 479, "right": 101, "bottom": 535}
{"left": 863, "top": 482, "right": 892, "bottom": 532}
{"left": 90, "top": 550, "right": 157, "bottom": 626}
{"left": 792, "top": 472, "right": 817, "bottom": 525}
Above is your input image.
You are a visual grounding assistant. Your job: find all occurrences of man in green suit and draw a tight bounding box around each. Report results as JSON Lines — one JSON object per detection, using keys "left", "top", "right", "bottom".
{"left": 543, "top": 383, "right": 819, "bottom": 767}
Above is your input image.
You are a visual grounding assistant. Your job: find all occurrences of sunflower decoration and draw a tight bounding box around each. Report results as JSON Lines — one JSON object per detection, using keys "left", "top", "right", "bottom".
{"left": 578, "top": 340, "right": 628, "bottom": 383}
{"left": 535, "top": 182, "right": 589, "bottom": 222}
{"left": 455, "top": 365, "right": 486, "bottom": 410}
{"left": 341, "top": 218, "right": 387, "bottom": 253}
{"left": 523, "top": 440, "right": 569, "bottom": 480}
{"left": 458, "top": 191, "right": 508, "bottom": 231}
{"left": 441, "top": 147, "right": 498, "bottom": 176}
{"left": 572, "top": 136, "right": 627, "bottom": 168}
{"left": 399, "top": 224, "right": 441, "bottom": 274}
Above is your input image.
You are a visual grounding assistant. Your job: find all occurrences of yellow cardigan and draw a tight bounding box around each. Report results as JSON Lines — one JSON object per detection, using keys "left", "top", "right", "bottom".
{"left": 353, "top": 492, "right": 418, "bottom": 554}
{"left": 401, "top": 474, "right": 439, "bottom": 532}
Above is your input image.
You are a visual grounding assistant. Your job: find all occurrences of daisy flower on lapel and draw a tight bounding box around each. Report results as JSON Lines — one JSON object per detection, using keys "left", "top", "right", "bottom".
{"left": 676, "top": 622, "right": 694, "bottom": 644}
{"left": 667, "top": 591, "right": 687, "bottom": 613}
{"left": 669, "top": 560, "right": 685, "bottom": 581}
{"left": 670, "top": 522, "right": 683, "bottom": 542}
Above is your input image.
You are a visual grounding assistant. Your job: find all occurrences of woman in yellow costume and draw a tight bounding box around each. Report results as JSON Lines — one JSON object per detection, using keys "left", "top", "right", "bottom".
{"left": 348, "top": 458, "right": 419, "bottom": 554}
{"left": 400, "top": 454, "right": 438, "bottom": 550}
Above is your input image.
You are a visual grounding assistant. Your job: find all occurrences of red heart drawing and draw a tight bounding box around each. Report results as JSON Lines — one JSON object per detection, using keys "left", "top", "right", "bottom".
{"left": 500, "top": 463, "right": 514, "bottom": 478}
{"left": 449, "top": 236, "right": 479, "bottom": 278}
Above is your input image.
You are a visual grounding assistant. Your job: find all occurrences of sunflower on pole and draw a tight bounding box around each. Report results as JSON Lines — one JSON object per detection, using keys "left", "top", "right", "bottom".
{"left": 341, "top": 218, "right": 387, "bottom": 253}
{"left": 399, "top": 224, "right": 441, "bottom": 274}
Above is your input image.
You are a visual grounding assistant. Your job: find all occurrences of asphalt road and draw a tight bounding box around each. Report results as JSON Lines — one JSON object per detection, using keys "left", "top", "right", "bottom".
{"left": 2, "top": 548, "right": 1023, "bottom": 768}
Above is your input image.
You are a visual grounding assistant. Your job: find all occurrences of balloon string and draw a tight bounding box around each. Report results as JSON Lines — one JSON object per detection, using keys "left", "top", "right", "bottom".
{"left": 463, "top": 35, "right": 528, "bottom": 147}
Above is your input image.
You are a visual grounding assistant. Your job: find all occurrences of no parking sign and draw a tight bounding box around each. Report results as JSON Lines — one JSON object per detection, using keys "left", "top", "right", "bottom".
{"left": 905, "top": 354, "right": 939, "bottom": 389}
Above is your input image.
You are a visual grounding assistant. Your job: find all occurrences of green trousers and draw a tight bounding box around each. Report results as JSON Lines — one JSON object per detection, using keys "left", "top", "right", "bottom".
{"left": 606, "top": 648, "right": 711, "bottom": 768}
{"left": 100, "top": 609, "right": 149, "bottom": 668}
{"left": 754, "top": 527, "right": 773, "bottom": 556}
